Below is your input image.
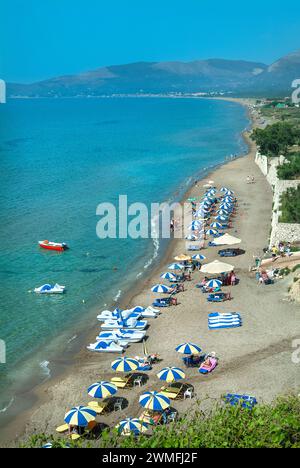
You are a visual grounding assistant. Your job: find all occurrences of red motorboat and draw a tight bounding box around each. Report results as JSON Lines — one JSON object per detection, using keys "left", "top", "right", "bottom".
{"left": 39, "top": 240, "right": 68, "bottom": 252}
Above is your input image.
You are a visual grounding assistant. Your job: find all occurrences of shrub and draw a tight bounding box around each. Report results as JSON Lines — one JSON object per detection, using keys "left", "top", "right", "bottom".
{"left": 22, "top": 395, "right": 300, "bottom": 449}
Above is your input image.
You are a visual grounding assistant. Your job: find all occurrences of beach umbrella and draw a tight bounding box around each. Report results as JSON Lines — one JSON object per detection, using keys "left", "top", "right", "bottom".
{"left": 42, "top": 443, "right": 53, "bottom": 448}
{"left": 186, "top": 234, "right": 198, "bottom": 241}
{"left": 217, "top": 209, "right": 229, "bottom": 216}
{"left": 139, "top": 391, "right": 170, "bottom": 411}
{"left": 225, "top": 189, "right": 234, "bottom": 195}
{"left": 87, "top": 381, "right": 118, "bottom": 399}
{"left": 157, "top": 367, "right": 185, "bottom": 383}
{"left": 151, "top": 284, "right": 172, "bottom": 293}
{"left": 215, "top": 215, "right": 228, "bottom": 222}
{"left": 201, "top": 260, "right": 234, "bottom": 274}
{"left": 160, "top": 272, "right": 177, "bottom": 281}
{"left": 206, "top": 229, "right": 218, "bottom": 236}
{"left": 188, "top": 222, "right": 203, "bottom": 231}
{"left": 220, "top": 187, "right": 230, "bottom": 192}
{"left": 191, "top": 254, "right": 206, "bottom": 261}
{"left": 206, "top": 279, "right": 223, "bottom": 288}
{"left": 213, "top": 233, "right": 241, "bottom": 246}
{"left": 116, "top": 418, "right": 149, "bottom": 436}
{"left": 111, "top": 357, "right": 139, "bottom": 373}
{"left": 220, "top": 203, "right": 232, "bottom": 210}
{"left": 168, "top": 263, "right": 185, "bottom": 270}
{"left": 210, "top": 222, "right": 223, "bottom": 229}
{"left": 64, "top": 406, "right": 96, "bottom": 427}
{"left": 174, "top": 254, "right": 191, "bottom": 262}
{"left": 175, "top": 342, "right": 202, "bottom": 355}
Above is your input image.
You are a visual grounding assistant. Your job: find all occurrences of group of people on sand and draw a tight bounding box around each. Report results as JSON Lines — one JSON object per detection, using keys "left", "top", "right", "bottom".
{"left": 271, "top": 242, "right": 292, "bottom": 260}
{"left": 246, "top": 175, "right": 255, "bottom": 184}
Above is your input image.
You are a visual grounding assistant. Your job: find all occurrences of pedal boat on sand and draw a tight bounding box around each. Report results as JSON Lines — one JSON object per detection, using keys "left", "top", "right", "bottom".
{"left": 39, "top": 240, "right": 68, "bottom": 252}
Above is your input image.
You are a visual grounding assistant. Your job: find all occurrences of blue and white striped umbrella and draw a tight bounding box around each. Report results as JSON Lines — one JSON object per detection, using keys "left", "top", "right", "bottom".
{"left": 220, "top": 203, "right": 232, "bottom": 210}
{"left": 215, "top": 215, "right": 228, "bottom": 222}
{"left": 195, "top": 210, "right": 208, "bottom": 217}
{"left": 206, "top": 279, "right": 222, "bottom": 288}
{"left": 168, "top": 263, "right": 185, "bottom": 270}
{"left": 160, "top": 272, "right": 177, "bottom": 281}
{"left": 42, "top": 443, "right": 53, "bottom": 449}
{"left": 223, "top": 197, "right": 234, "bottom": 203}
{"left": 191, "top": 254, "right": 206, "bottom": 261}
{"left": 225, "top": 189, "right": 234, "bottom": 195}
{"left": 157, "top": 367, "right": 186, "bottom": 382}
{"left": 206, "top": 229, "right": 218, "bottom": 236}
{"left": 116, "top": 418, "right": 149, "bottom": 435}
{"left": 220, "top": 187, "right": 230, "bottom": 192}
{"left": 188, "top": 223, "right": 203, "bottom": 231}
{"left": 64, "top": 406, "right": 96, "bottom": 427}
{"left": 210, "top": 222, "right": 223, "bottom": 229}
{"left": 217, "top": 209, "right": 229, "bottom": 215}
{"left": 186, "top": 234, "right": 198, "bottom": 241}
{"left": 139, "top": 391, "right": 170, "bottom": 411}
{"left": 175, "top": 342, "right": 202, "bottom": 355}
{"left": 111, "top": 357, "right": 139, "bottom": 373}
{"left": 87, "top": 381, "right": 118, "bottom": 399}
{"left": 151, "top": 284, "right": 172, "bottom": 293}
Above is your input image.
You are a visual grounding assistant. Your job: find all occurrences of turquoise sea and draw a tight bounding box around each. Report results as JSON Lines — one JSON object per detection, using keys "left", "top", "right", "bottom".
{"left": 0, "top": 97, "right": 249, "bottom": 427}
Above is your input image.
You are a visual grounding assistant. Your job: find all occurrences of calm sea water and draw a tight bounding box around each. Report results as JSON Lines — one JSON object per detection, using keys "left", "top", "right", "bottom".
{"left": 0, "top": 97, "right": 248, "bottom": 419}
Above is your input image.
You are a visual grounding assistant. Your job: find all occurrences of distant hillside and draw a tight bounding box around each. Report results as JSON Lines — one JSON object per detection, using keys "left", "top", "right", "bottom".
{"left": 7, "top": 50, "right": 300, "bottom": 98}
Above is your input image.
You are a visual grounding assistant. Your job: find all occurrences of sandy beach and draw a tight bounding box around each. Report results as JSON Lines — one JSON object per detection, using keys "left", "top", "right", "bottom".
{"left": 2, "top": 99, "right": 300, "bottom": 446}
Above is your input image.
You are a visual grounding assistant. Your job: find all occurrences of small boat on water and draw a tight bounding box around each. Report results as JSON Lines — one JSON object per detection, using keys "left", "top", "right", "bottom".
{"left": 39, "top": 240, "right": 68, "bottom": 252}
{"left": 34, "top": 284, "right": 66, "bottom": 294}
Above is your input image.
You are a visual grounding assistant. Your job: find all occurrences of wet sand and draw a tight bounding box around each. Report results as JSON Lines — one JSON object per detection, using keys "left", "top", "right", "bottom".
{"left": 2, "top": 100, "right": 300, "bottom": 447}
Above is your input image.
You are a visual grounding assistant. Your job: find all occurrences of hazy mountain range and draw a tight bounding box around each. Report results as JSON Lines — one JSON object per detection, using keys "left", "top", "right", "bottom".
{"left": 7, "top": 49, "right": 300, "bottom": 98}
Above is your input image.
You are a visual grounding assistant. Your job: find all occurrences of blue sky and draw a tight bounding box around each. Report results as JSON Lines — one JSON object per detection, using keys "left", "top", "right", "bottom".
{"left": 1, "top": 0, "right": 300, "bottom": 83}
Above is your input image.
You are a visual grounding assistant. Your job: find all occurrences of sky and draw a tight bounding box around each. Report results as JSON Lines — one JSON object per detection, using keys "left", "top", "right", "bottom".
{"left": 1, "top": 0, "right": 300, "bottom": 83}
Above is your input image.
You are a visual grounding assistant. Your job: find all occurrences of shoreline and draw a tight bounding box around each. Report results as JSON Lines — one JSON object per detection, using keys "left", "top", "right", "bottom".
{"left": 0, "top": 97, "right": 252, "bottom": 445}
{"left": 5, "top": 97, "right": 296, "bottom": 447}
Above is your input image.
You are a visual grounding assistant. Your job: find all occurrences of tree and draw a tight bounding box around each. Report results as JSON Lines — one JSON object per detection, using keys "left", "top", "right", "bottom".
{"left": 251, "top": 122, "right": 300, "bottom": 156}
{"left": 277, "top": 153, "right": 300, "bottom": 180}
{"left": 279, "top": 186, "right": 300, "bottom": 223}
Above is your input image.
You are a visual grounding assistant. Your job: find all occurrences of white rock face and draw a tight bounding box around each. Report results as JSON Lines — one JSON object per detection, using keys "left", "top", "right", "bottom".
{"left": 0, "top": 79, "right": 6, "bottom": 104}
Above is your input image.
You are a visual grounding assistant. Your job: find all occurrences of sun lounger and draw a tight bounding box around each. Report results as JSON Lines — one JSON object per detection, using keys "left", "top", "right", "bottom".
{"left": 56, "top": 424, "right": 69, "bottom": 433}
{"left": 140, "top": 410, "right": 163, "bottom": 426}
{"left": 88, "top": 400, "right": 109, "bottom": 414}
{"left": 160, "top": 384, "right": 184, "bottom": 400}
{"left": 199, "top": 357, "right": 218, "bottom": 374}
{"left": 110, "top": 375, "right": 133, "bottom": 389}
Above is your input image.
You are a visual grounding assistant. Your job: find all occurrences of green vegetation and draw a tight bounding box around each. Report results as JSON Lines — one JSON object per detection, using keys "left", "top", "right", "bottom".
{"left": 251, "top": 122, "right": 300, "bottom": 157}
{"left": 23, "top": 395, "right": 300, "bottom": 449}
{"left": 277, "top": 153, "right": 300, "bottom": 180}
{"left": 279, "top": 186, "right": 300, "bottom": 223}
{"left": 260, "top": 105, "right": 300, "bottom": 127}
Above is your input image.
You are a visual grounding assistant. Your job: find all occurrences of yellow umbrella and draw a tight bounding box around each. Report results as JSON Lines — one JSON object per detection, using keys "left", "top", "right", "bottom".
{"left": 174, "top": 254, "right": 191, "bottom": 262}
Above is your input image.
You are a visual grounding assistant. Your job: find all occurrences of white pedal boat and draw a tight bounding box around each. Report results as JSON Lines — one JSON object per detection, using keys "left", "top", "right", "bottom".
{"left": 86, "top": 340, "right": 125, "bottom": 353}
{"left": 97, "top": 309, "right": 141, "bottom": 322}
{"left": 101, "top": 318, "right": 148, "bottom": 331}
{"left": 34, "top": 283, "right": 66, "bottom": 294}
{"left": 97, "top": 330, "right": 146, "bottom": 343}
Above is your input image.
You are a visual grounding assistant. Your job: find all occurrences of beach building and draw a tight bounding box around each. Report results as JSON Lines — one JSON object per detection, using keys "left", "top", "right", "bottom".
{"left": 0, "top": 79, "right": 6, "bottom": 104}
